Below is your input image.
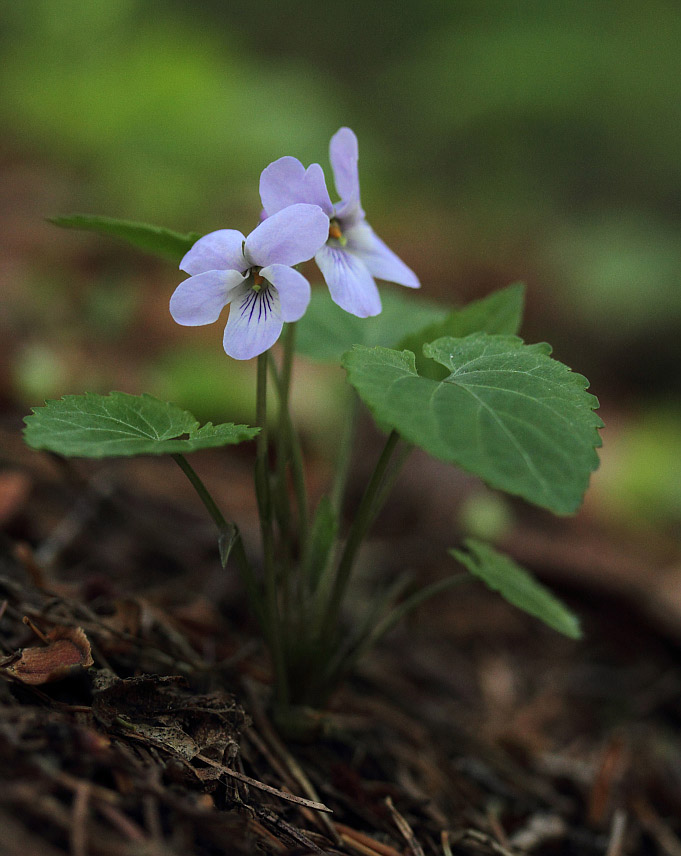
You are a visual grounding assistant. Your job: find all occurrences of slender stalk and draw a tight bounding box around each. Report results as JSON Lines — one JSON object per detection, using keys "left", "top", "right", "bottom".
{"left": 255, "top": 352, "right": 289, "bottom": 706}
{"left": 171, "top": 453, "right": 228, "bottom": 531}
{"left": 344, "top": 573, "right": 470, "bottom": 671}
{"left": 366, "top": 440, "right": 413, "bottom": 528}
{"left": 319, "top": 430, "right": 401, "bottom": 638}
{"left": 329, "top": 390, "right": 358, "bottom": 515}
{"left": 275, "top": 324, "right": 308, "bottom": 543}
{"left": 170, "top": 453, "right": 264, "bottom": 627}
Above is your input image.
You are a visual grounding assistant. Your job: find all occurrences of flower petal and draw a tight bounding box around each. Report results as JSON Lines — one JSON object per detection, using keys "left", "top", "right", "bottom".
{"left": 315, "top": 245, "right": 381, "bottom": 318}
{"left": 346, "top": 222, "right": 420, "bottom": 289}
{"left": 260, "top": 157, "right": 333, "bottom": 217}
{"left": 329, "top": 127, "right": 364, "bottom": 222}
{"left": 222, "top": 283, "right": 283, "bottom": 360}
{"left": 260, "top": 264, "right": 311, "bottom": 322}
{"left": 180, "top": 229, "right": 247, "bottom": 276}
{"left": 245, "top": 203, "right": 329, "bottom": 267}
{"left": 169, "top": 270, "right": 246, "bottom": 326}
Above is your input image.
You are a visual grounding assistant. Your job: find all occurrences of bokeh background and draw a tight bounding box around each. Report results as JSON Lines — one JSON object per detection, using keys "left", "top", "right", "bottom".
{"left": 2, "top": 0, "right": 681, "bottom": 535}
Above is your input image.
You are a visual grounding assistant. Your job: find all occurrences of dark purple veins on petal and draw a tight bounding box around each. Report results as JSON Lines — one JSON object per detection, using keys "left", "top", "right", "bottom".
{"left": 240, "top": 286, "right": 274, "bottom": 324}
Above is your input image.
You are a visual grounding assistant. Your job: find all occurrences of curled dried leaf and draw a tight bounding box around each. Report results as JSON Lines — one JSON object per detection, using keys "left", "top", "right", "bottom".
{"left": 1, "top": 625, "right": 94, "bottom": 685}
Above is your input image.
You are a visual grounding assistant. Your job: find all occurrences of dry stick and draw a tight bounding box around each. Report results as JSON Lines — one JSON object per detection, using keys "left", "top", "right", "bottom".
{"left": 451, "top": 828, "right": 519, "bottom": 856}
{"left": 605, "top": 809, "right": 628, "bottom": 856}
{"left": 335, "top": 823, "right": 405, "bottom": 856}
{"left": 440, "top": 830, "right": 454, "bottom": 856}
{"left": 384, "top": 796, "right": 426, "bottom": 856}
{"left": 633, "top": 798, "right": 681, "bottom": 856}
{"left": 244, "top": 680, "right": 340, "bottom": 843}
{"left": 194, "top": 754, "right": 332, "bottom": 813}
{"left": 70, "top": 780, "right": 90, "bottom": 856}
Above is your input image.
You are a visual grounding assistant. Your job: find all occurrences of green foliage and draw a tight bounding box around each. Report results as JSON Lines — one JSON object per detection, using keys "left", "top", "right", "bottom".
{"left": 343, "top": 333, "right": 602, "bottom": 514}
{"left": 49, "top": 215, "right": 201, "bottom": 263}
{"left": 294, "top": 288, "right": 447, "bottom": 363}
{"left": 23, "top": 392, "right": 258, "bottom": 457}
{"left": 451, "top": 539, "right": 581, "bottom": 639}
{"left": 398, "top": 282, "right": 525, "bottom": 378}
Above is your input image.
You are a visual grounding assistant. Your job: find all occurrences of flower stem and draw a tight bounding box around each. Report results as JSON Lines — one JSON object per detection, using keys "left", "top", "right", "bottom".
{"left": 255, "top": 352, "right": 289, "bottom": 706}
{"left": 329, "top": 390, "right": 358, "bottom": 515}
{"left": 275, "top": 324, "right": 308, "bottom": 543}
{"left": 320, "top": 429, "right": 401, "bottom": 639}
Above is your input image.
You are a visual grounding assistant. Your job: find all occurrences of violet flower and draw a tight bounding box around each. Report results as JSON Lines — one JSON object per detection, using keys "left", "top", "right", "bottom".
{"left": 259, "top": 127, "right": 420, "bottom": 318}
{"left": 170, "top": 204, "right": 329, "bottom": 360}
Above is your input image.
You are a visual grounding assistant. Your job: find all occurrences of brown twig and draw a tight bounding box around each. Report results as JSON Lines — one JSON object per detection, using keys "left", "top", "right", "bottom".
{"left": 194, "top": 753, "right": 332, "bottom": 813}
{"left": 70, "top": 780, "right": 90, "bottom": 856}
{"left": 384, "top": 796, "right": 425, "bottom": 856}
{"left": 605, "top": 809, "right": 628, "bottom": 856}
{"left": 335, "top": 823, "right": 404, "bottom": 856}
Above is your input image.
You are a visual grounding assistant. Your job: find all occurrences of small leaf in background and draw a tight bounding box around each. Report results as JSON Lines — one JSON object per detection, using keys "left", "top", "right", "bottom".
{"left": 451, "top": 539, "right": 582, "bottom": 639}
{"left": 295, "top": 288, "right": 447, "bottom": 363}
{"left": 398, "top": 282, "right": 525, "bottom": 379}
{"left": 343, "top": 333, "right": 602, "bottom": 514}
{"left": 1, "top": 626, "right": 94, "bottom": 685}
{"left": 23, "top": 391, "right": 258, "bottom": 458}
{"left": 49, "top": 214, "right": 202, "bottom": 263}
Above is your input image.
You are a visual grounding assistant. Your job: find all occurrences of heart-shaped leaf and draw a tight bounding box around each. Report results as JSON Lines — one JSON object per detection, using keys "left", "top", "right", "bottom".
{"left": 343, "top": 333, "right": 602, "bottom": 513}
{"left": 24, "top": 392, "right": 258, "bottom": 458}
{"left": 49, "top": 214, "right": 201, "bottom": 263}
{"left": 451, "top": 539, "right": 581, "bottom": 638}
{"left": 398, "top": 282, "right": 525, "bottom": 378}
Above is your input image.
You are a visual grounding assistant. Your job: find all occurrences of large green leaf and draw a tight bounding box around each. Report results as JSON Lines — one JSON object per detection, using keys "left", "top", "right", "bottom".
{"left": 343, "top": 333, "right": 602, "bottom": 514}
{"left": 398, "top": 282, "right": 525, "bottom": 379}
{"left": 49, "top": 214, "right": 201, "bottom": 263}
{"left": 294, "top": 288, "right": 448, "bottom": 363}
{"left": 451, "top": 539, "right": 581, "bottom": 638}
{"left": 24, "top": 392, "right": 258, "bottom": 458}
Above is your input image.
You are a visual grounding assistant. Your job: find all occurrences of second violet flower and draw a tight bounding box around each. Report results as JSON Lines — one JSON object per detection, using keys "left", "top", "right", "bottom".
{"left": 170, "top": 203, "right": 328, "bottom": 360}
{"left": 260, "top": 127, "right": 420, "bottom": 318}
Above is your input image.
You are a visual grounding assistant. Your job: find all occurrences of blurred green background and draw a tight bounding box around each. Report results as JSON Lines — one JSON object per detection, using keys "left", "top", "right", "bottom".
{"left": 2, "top": 0, "right": 680, "bottom": 530}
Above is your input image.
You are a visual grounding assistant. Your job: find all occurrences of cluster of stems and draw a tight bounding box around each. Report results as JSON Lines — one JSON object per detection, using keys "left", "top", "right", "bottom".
{"left": 171, "top": 324, "right": 466, "bottom": 712}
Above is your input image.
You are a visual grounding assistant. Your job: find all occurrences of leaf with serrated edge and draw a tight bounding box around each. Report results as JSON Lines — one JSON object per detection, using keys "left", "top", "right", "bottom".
{"left": 23, "top": 392, "right": 258, "bottom": 458}
{"left": 295, "top": 288, "right": 447, "bottom": 363}
{"left": 49, "top": 214, "right": 201, "bottom": 263}
{"left": 398, "top": 282, "right": 525, "bottom": 379}
{"left": 451, "top": 539, "right": 581, "bottom": 638}
{"left": 342, "top": 333, "right": 602, "bottom": 514}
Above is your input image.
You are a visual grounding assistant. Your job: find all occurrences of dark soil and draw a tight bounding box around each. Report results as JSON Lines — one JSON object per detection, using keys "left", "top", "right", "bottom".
{"left": 1, "top": 415, "right": 680, "bottom": 856}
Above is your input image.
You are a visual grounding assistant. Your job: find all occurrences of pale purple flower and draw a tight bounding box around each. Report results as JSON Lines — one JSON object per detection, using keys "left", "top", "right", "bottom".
{"left": 170, "top": 204, "right": 329, "bottom": 360}
{"left": 259, "top": 127, "right": 420, "bottom": 318}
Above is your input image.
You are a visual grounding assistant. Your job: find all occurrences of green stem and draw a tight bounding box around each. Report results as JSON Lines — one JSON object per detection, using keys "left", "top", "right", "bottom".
{"left": 172, "top": 453, "right": 228, "bottom": 531}
{"left": 329, "top": 390, "right": 358, "bottom": 515}
{"left": 255, "top": 352, "right": 289, "bottom": 706}
{"left": 170, "top": 454, "right": 264, "bottom": 628}
{"left": 320, "top": 430, "right": 401, "bottom": 639}
{"left": 326, "top": 573, "right": 471, "bottom": 690}
{"left": 366, "top": 440, "right": 413, "bottom": 528}
{"left": 274, "top": 324, "right": 308, "bottom": 544}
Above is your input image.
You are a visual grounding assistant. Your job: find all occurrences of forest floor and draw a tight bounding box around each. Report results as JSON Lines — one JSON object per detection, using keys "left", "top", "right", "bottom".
{"left": 1, "top": 412, "right": 680, "bottom": 856}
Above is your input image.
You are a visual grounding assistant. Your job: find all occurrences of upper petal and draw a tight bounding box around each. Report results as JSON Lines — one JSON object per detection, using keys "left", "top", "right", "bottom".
{"left": 180, "top": 229, "right": 247, "bottom": 276}
{"left": 222, "top": 283, "right": 283, "bottom": 360}
{"left": 245, "top": 203, "right": 329, "bottom": 267}
{"left": 315, "top": 245, "right": 381, "bottom": 318}
{"left": 169, "top": 270, "right": 247, "bottom": 326}
{"left": 329, "top": 127, "right": 364, "bottom": 222}
{"left": 345, "top": 222, "right": 420, "bottom": 289}
{"left": 260, "top": 157, "right": 333, "bottom": 217}
{"left": 260, "top": 264, "right": 311, "bottom": 322}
